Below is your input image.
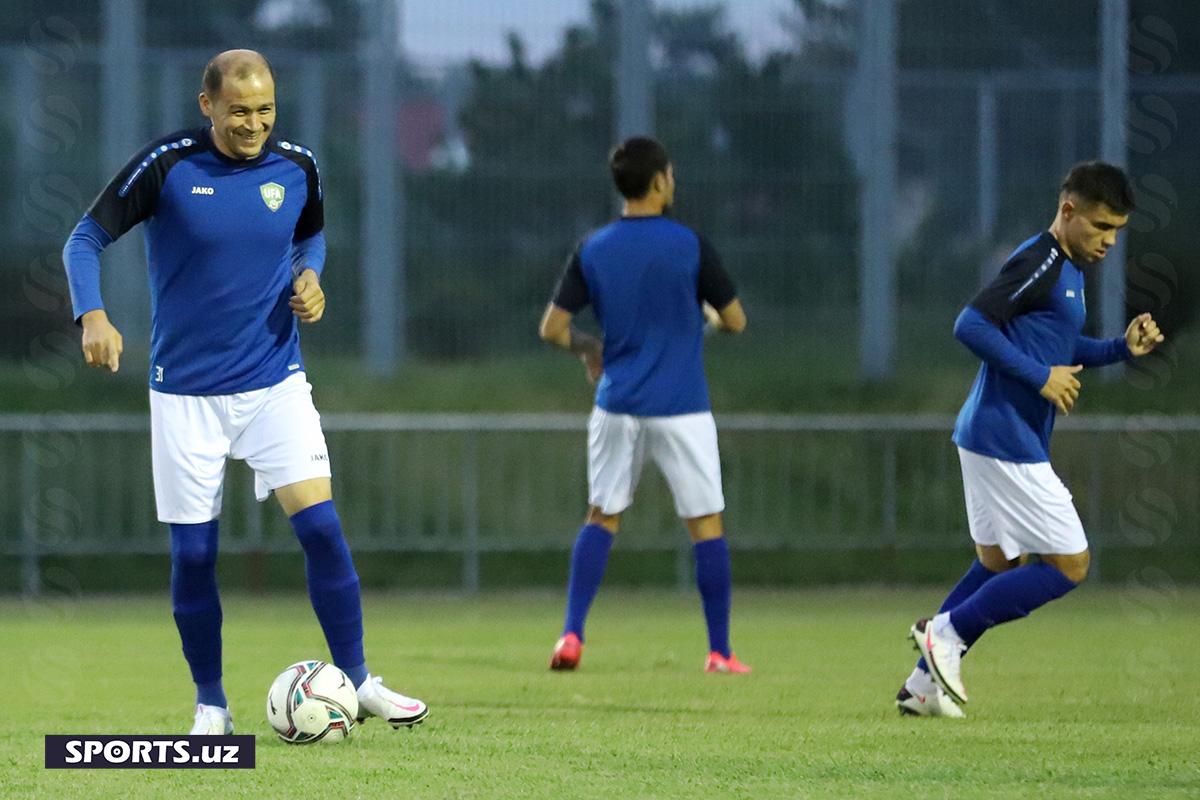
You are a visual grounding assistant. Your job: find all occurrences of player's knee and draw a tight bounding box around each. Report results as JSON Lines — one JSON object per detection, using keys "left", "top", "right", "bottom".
{"left": 295, "top": 518, "right": 346, "bottom": 553}
{"left": 1061, "top": 552, "right": 1090, "bottom": 584}
{"left": 586, "top": 507, "right": 620, "bottom": 533}
{"left": 170, "top": 524, "right": 218, "bottom": 570}
{"left": 1045, "top": 551, "right": 1090, "bottom": 584}
{"left": 685, "top": 513, "right": 723, "bottom": 542}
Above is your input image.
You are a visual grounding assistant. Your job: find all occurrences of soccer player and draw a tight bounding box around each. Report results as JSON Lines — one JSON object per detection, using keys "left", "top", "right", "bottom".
{"left": 538, "top": 137, "right": 751, "bottom": 674}
{"left": 62, "top": 50, "right": 428, "bottom": 734}
{"left": 897, "top": 161, "right": 1164, "bottom": 717}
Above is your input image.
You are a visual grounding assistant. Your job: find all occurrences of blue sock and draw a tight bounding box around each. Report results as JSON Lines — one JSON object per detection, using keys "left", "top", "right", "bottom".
{"left": 290, "top": 501, "right": 368, "bottom": 687}
{"left": 917, "top": 559, "right": 996, "bottom": 673}
{"left": 694, "top": 538, "right": 733, "bottom": 658}
{"left": 949, "top": 561, "right": 1077, "bottom": 646}
{"left": 170, "top": 521, "right": 226, "bottom": 708}
{"left": 562, "top": 524, "right": 614, "bottom": 640}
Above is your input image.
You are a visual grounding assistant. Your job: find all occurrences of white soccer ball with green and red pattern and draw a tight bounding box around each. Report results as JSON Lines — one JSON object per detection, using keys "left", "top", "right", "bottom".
{"left": 266, "top": 660, "right": 359, "bottom": 744}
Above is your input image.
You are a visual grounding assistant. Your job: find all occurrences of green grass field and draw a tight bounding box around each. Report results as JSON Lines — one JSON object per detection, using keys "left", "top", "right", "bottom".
{"left": 3, "top": 589, "right": 1199, "bottom": 799}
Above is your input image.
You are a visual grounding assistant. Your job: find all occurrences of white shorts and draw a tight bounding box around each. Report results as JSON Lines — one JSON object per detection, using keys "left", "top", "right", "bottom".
{"left": 587, "top": 407, "right": 724, "bottom": 519}
{"left": 150, "top": 372, "right": 331, "bottom": 524}
{"left": 957, "top": 447, "right": 1088, "bottom": 560}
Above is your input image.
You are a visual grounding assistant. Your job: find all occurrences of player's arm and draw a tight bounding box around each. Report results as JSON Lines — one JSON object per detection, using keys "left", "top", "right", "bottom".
{"left": 697, "top": 235, "right": 745, "bottom": 334}
{"left": 289, "top": 150, "right": 327, "bottom": 324}
{"left": 539, "top": 248, "right": 602, "bottom": 383}
{"left": 1073, "top": 312, "right": 1164, "bottom": 363}
{"left": 958, "top": 247, "right": 1081, "bottom": 413}
{"left": 63, "top": 217, "right": 122, "bottom": 372}
{"left": 63, "top": 143, "right": 165, "bottom": 372}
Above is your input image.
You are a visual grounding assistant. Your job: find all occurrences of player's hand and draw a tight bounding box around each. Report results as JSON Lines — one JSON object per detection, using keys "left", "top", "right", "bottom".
{"left": 290, "top": 269, "right": 325, "bottom": 324}
{"left": 1125, "top": 312, "right": 1164, "bottom": 356}
{"left": 80, "top": 309, "right": 123, "bottom": 373}
{"left": 1040, "top": 364, "right": 1082, "bottom": 415}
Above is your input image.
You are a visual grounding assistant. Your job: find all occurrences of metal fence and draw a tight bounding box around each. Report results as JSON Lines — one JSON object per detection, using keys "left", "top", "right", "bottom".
{"left": 4, "top": 413, "right": 1198, "bottom": 594}
{"left": 5, "top": 3, "right": 1198, "bottom": 377}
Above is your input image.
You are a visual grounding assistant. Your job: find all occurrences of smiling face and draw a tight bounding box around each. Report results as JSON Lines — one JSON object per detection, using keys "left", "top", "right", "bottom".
{"left": 199, "top": 68, "right": 276, "bottom": 160}
{"left": 1058, "top": 194, "right": 1129, "bottom": 264}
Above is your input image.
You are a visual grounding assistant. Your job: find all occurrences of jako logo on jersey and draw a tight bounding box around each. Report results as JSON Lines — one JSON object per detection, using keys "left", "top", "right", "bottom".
{"left": 191, "top": 186, "right": 214, "bottom": 195}
{"left": 259, "top": 182, "right": 285, "bottom": 211}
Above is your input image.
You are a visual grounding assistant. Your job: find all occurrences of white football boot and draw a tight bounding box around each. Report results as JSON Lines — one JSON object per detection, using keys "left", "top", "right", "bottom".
{"left": 896, "top": 683, "right": 966, "bottom": 718}
{"left": 189, "top": 704, "right": 234, "bottom": 735}
{"left": 356, "top": 675, "right": 429, "bottom": 728}
{"left": 910, "top": 617, "right": 968, "bottom": 704}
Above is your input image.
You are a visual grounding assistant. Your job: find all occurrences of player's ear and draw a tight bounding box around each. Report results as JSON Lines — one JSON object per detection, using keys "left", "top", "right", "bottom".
{"left": 198, "top": 92, "right": 212, "bottom": 119}
{"left": 1060, "top": 195, "right": 1075, "bottom": 220}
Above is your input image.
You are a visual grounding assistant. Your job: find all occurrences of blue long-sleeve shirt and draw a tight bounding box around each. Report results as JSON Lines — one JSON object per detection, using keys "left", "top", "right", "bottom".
{"left": 62, "top": 128, "right": 326, "bottom": 395}
{"left": 952, "top": 232, "right": 1130, "bottom": 463}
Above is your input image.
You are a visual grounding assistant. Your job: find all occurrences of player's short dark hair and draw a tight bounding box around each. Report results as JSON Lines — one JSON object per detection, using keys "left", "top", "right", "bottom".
{"left": 610, "top": 137, "right": 670, "bottom": 199}
{"left": 201, "top": 52, "right": 275, "bottom": 99}
{"left": 1061, "top": 161, "right": 1135, "bottom": 214}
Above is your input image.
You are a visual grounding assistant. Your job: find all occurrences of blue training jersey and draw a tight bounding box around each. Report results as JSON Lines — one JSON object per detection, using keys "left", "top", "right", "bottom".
{"left": 551, "top": 216, "right": 738, "bottom": 417}
{"left": 952, "top": 231, "right": 1128, "bottom": 463}
{"left": 65, "top": 128, "right": 324, "bottom": 395}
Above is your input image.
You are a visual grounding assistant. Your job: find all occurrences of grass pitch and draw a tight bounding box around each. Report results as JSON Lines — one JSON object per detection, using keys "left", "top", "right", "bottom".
{"left": 2, "top": 588, "right": 1198, "bottom": 799}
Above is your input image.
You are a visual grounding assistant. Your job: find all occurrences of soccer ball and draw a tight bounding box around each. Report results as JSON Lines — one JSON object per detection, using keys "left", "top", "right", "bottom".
{"left": 266, "top": 660, "right": 359, "bottom": 744}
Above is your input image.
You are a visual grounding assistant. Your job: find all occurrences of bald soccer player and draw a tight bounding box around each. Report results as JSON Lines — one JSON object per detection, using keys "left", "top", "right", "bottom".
{"left": 63, "top": 50, "right": 428, "bottom": 734}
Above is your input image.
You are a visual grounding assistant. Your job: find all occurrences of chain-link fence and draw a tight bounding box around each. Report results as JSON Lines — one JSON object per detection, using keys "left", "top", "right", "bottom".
{"left": 3, "top": 2, "right": 1197, "bottom": 375}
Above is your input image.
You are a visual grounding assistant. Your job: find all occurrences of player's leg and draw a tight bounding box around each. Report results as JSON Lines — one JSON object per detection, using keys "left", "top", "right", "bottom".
{"left": 551, "top": 408, "right": 644, "bottom": 670}
{"left": 914, "top": 452, "right": 1086, "bottom": 704}
{"left": 150, "top": 390, "right": 233, "bottom": 733}
{"left": 649, "top": 412, "right": 747, "bottom": 673}
{"left": 899, "top": 544, "right": 1012, "bottom": 716}
{"left": 946, "top": 548, "right": 1085, "bottom": 647}
{"left": 907, "top": 546, "right": 1010, "bottom": 685}
{"left": 908, "top": 448, "right": 1023, "bottom": 704}
{"left": 274, "top": 477, "right": 366, "bottom": 685}
{"left": 684, "top": 513, "right": 748, "bottom": 673}
{"left": 552, "top": 506, "right": 621, "bottom": 670}
{"left": 561, "top": 505, "right": 622, "bottom": 642}
{"left": 239, "top": 374, "right": 426, "bottom": 727}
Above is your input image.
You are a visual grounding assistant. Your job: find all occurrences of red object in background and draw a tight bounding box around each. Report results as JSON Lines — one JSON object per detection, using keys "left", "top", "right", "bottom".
{"left": 396, "top": 98, "right": 447, "bottom": 173}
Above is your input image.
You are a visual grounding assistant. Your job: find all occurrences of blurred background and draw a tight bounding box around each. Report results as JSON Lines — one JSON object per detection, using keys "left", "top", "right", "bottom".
{"left": 1, "top": 0, "right": 1196, "bottom": 594}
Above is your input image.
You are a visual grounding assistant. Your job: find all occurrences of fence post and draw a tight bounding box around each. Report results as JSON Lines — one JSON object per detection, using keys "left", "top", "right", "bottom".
{"left": 616, "top": 0, "right": 654, "bottom": 140}
{"left": 100, "top": 0, "right": 148, "bottom": 345}
{"left": 857, "top": 0, "right": 899, "bottom": 380}
{"left": 976, "top": 80, "right": 998, "bottom": 246}
{"left": 360, "top": 0, "right": 405, "bottom": 374}
{"left": 20, "top": 436, "right": 41, "bottom": 597}
{"left": 461, "top": 431, "right": 480, "bottom": 594}
{"left": 1099, "top": 0, "right": 1128, "bottom": 374}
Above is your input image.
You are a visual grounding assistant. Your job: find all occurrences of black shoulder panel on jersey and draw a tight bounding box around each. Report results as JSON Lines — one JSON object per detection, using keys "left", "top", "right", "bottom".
{"left": 269, "top": 136, "right": 324, "bottom": 241}
{"left": 551, "top": 244, "right": 590, "bottom": 314}
{"left": 694, "top": 230, "right": 737, "bottom": 309}
{"left": 86, "top": 129, "right": 207, "bottom": 241}
{"left": 969, "top": 233, "right": 1065, "bottom": 326}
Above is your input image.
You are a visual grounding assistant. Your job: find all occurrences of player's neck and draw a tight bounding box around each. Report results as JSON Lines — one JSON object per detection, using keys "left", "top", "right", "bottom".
{"left": 1047, "top": 221, "right": 1077, "bottom": 262}
{"left": 622, "top": 198, "right": 664, "bottom": 217}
